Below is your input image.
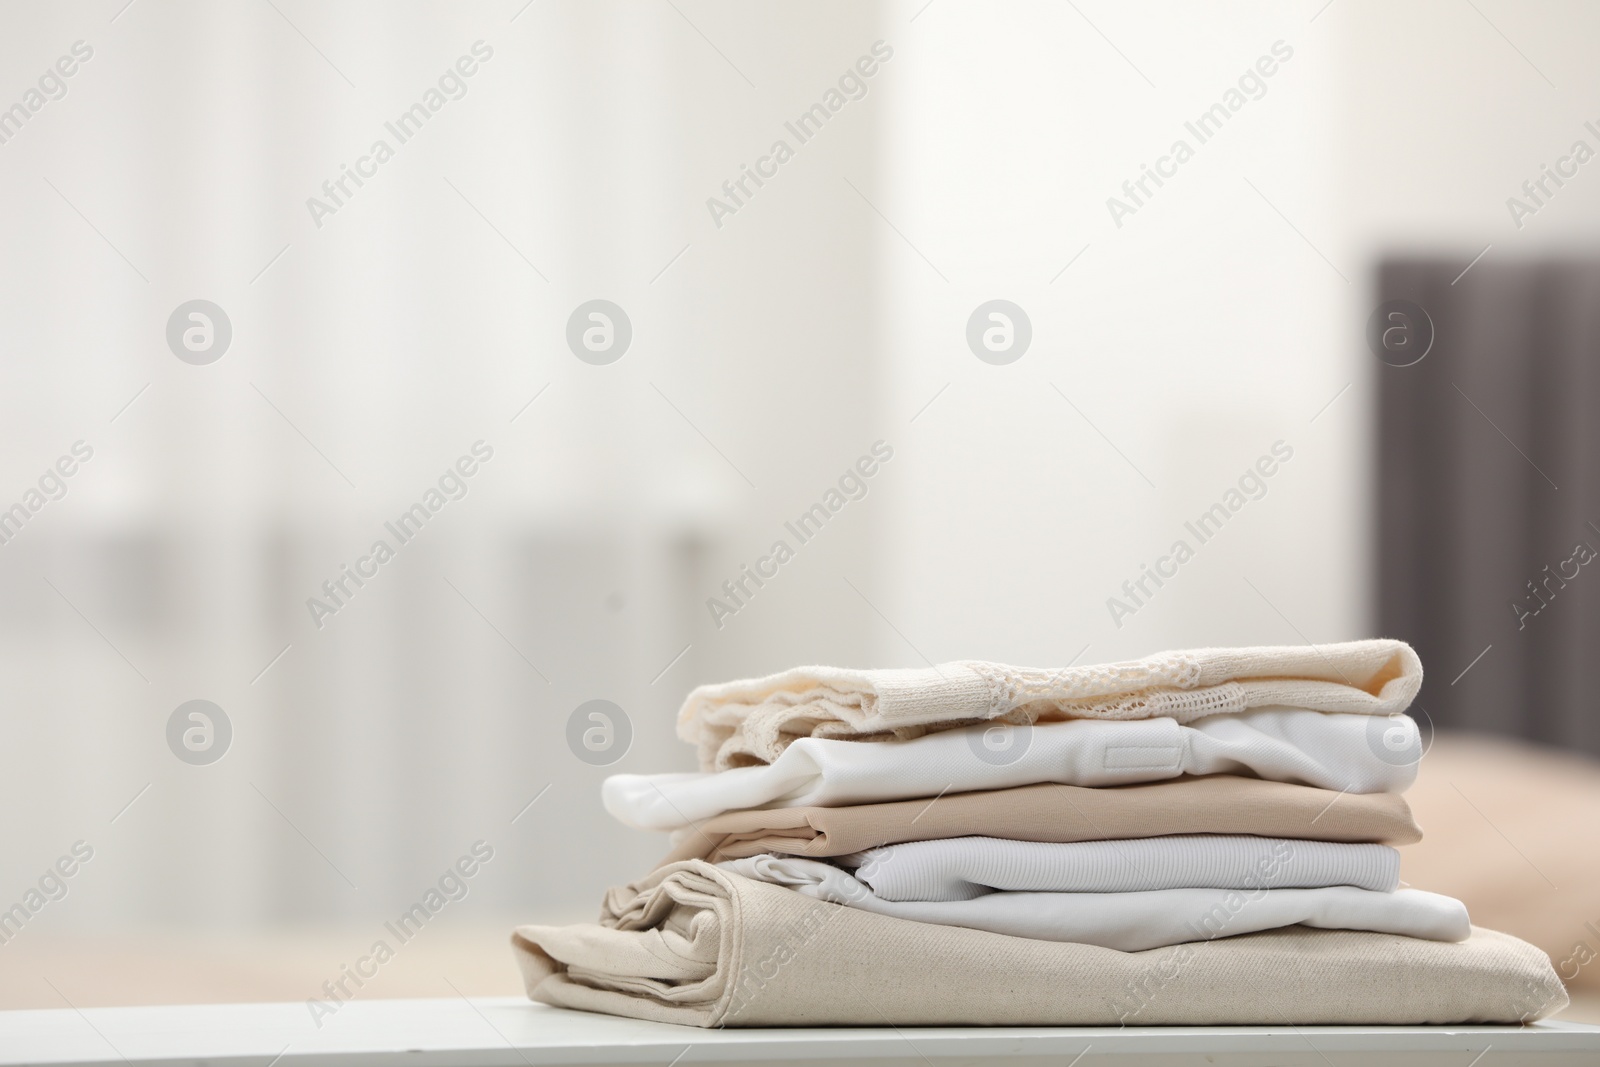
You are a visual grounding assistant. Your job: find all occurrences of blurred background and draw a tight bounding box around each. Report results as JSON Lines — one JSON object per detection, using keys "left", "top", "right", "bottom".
{"left": 1, "top": 0, "right": 1597, "bottom": 1017}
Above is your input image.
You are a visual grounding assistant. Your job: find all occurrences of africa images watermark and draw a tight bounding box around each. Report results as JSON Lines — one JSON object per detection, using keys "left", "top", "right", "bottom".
{"left": 1106, "top": 440, "right": 1294, "bottom": 628}
{"left": 705, "top": 440, "right": 894, "bottom": 629}
{"left": 1512, "top": 523, "right": 1600, "bottom": 630}
{"left": 1108, "top": 839, "right": 1295, "bottom": 1024}
{"left": 725, "top": 876, "right": 874, "bottom": 1022}
{"left": 1506, "top": 119, "right": 1600, "bottom": 229}
{"left": 1555, "top": 913, "right": 1600, "bottom": 985}
{"left": 705, "top": 40, "right": 894, "bottom": 229}
{"left": 306, "top": 840, "right": 494, "bottom": 1027}
{"left": 306, "top": 441, "right": 495, "bottom": 628}
{"left": 0, "top": 841, "right": 94, "bottom": 948}
{"left": 305, "top": 40, "right": 495, "bottom": 229}
{"left": 0, "top": 440, "right": 95, "bottom": 547}
{"left": 1106, "top": 39, "right": 1294, "bottom": 228}
{"left": 0, "top": 39, "right": 94, "bottom": 147}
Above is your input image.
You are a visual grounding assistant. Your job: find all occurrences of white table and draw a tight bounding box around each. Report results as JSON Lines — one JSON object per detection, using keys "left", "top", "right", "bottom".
{"left": 2, "top": 997, "right": 1598, "bottom": 1066}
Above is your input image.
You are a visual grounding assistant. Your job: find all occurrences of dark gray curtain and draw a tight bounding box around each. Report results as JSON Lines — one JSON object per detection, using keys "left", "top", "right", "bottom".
{"left": 1377, "top": 258, "right": 1600, "bottom": 756}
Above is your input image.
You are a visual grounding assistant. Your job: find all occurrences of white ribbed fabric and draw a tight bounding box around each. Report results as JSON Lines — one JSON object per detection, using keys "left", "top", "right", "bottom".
{"left": 720, "top": 855, "right": 1468, "bottom": 952}
{"left": 846, "top": 835, "right": 1401, "bottom": 901}
{"left": 605, "top": 708, "right": 1420, "bottom": 831}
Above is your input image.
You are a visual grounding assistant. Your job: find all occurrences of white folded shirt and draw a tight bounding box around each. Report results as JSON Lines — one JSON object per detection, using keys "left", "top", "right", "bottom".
{"left": 606, "top": 707, "right": 1419, "bottom": 831}
{"left": 721, "top": 854, "right": 1468, "bottom": 952}
{"left": 846, "top": 834, "right": 1401, "bottom": 901}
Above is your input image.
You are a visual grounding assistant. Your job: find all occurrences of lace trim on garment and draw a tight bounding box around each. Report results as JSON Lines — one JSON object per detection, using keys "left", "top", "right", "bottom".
{"left": 960, "top": 654, "right": 1205, "bottom": 718}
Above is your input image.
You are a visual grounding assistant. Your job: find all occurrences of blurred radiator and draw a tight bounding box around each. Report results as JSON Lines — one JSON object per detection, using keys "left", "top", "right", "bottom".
{"left": 1376, "top": 258, "right": 1600, "bottom": 756}
{"left": 0, "top": 517, "right": 707, "bottom": 930}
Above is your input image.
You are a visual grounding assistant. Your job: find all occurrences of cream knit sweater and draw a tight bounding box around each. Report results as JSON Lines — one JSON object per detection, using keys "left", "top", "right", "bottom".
{"left": 678, "top": 639, "right": 1423, "bottom": 770}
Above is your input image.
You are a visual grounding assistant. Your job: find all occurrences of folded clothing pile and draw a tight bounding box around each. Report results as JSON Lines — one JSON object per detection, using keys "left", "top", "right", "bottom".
{"left": 512, "top": 640, "right": 1566, "bottom": 1027}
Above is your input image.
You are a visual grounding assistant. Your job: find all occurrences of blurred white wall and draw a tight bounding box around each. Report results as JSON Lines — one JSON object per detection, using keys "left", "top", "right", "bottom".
{"left": 1334, "top": 0, "right": 1600, "bottom": 254}
{"left": 0, "top": 0, "right": 888, "bottom": 950}
{"left": 881, "top": 1, "right": 1356, "bottom": 664}
{"left": 876, "top": 0, "right": 1600, "bottom": 667}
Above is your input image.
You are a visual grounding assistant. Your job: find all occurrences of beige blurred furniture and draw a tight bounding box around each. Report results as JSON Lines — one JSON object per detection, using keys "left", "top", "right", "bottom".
{"left": 1402, "top": 730, "right": 1600, "bottom": 1007}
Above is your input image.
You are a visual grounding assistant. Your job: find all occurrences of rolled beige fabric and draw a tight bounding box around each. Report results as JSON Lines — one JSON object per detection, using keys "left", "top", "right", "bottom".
{"left": 680, "top": 639, "right": 1423, "bottom": 770}
{"left": 510, "top": 861, "right": 1564, "bottom": 1027}
{"left": 659, "top": 776, "right": 1423, "bottom": 865}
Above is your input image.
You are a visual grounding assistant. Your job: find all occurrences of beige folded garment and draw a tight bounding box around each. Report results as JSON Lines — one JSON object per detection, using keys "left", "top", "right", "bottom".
{"left": 660, "top": 776, "right": 1423, "bottom": 865}
{"left": 681, "top": 639, "right": 1422, "bottom": 770}
{"left": 511, "top": 861, "right": 1563, "bottom": 1027}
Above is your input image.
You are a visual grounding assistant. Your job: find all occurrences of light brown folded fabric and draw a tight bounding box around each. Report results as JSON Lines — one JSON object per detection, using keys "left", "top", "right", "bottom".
{"left": 511, "top": 861, "right": 1565, "bottom": 1027}
{"left": 660, "top": 776, "right": 1423, "bottom": 865}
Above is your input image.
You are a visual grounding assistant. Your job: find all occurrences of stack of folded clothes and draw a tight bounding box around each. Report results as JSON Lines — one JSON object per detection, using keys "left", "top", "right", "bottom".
{"left": 511, "top": 640, "right": 1566, "bottom": 1027}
